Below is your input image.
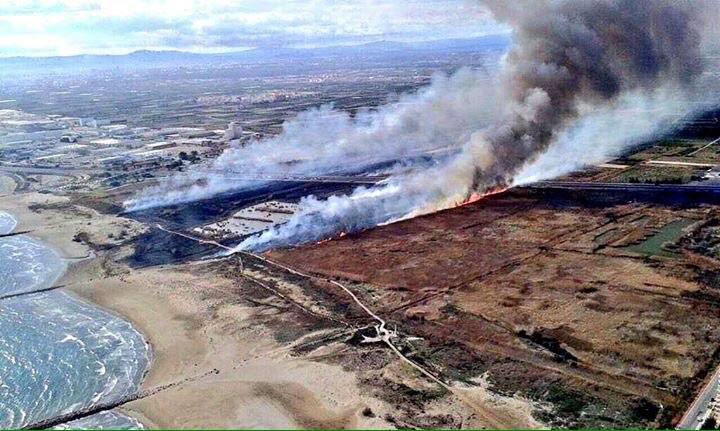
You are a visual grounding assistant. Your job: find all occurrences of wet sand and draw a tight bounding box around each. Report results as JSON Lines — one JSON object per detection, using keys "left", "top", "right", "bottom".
{"left": 68, "top": 262, "right": 393, "bottom": 429}
{"left": 2, "top": 192, "right": 394, "bottom": 429}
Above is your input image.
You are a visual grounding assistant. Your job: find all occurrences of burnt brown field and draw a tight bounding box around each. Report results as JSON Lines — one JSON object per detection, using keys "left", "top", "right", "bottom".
{"left": 268, "top": 190, "right": 720, "bottom": 428}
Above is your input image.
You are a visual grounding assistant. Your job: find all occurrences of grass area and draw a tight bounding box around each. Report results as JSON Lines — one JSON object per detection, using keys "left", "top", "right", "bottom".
{"left": 658, "top": 138, "right": 706, "bottom": 147}
{"left": 611, "top": 165, "right": 704, "bottom": 184}
{"left": 687, "top": 145, "right": 720, "bottom": 163}
{"left": 623, "top": 219, "right": 693, "bottom": 258}
{"left": 593, "top": 228, "right": 619, "bottom": 246}
{"left": 626, "top": 139, "right": 707, "bottom": 161}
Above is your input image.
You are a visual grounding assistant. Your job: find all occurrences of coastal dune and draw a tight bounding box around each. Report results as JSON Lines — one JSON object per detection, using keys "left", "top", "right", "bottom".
{"left": 68, "top": 261, "right": 391, "bottom": 429}
{"left": 2, "top": 191, "right": 394, "bottom": 429}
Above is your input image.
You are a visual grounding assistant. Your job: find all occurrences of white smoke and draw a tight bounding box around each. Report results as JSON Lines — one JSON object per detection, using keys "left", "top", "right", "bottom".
{"left": 513, "top": 88, "right": 694, "bottom": 185}
{"left": 125, "top": 67, "right": 505, "bottom": 211}
{"left": 126, "top": 1, "right": 715, "bottom": 254}
{"left": 234, "top": 86, "right": 697, "bottom": 252}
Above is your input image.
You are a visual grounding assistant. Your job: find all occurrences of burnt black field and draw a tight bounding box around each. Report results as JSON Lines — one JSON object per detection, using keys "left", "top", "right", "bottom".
{"left": 519, "top": 184, "right": 720, "bottom": 207}
{"left": 123, "top": 149, "right": 452, "bottom": 267}
{"left": 675, "top": 105, "right": 720, "bottom": 140}
{"left": 125, "top": 103, "right": 720, "bottom": 268}
{"left": 125, "top": 180, "right": 356, "bottom": 267}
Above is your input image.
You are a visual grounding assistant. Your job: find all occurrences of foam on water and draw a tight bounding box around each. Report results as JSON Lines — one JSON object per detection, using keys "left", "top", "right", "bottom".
{"left": 0, "top": 212, "right": 16, "bottom": 234}
{"left": 0, "top": 235, "right": 67, "bottom": 296}
{"left": 0, "top": 212, "right": 150, "bottom": 429}
{"left": 53, "top": 410, "right": 145, "bottom": 429}
{"left": 0, "top": 211, "right": 66, "bottom": 297}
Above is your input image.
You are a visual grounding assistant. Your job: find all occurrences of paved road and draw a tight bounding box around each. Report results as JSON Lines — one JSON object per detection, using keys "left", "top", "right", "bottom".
{"left": 677, "top": 366, "right": 720, "bottom": 429}
{"left": 645, "top": 160, "right": 716, "bottom": 168}
{"left": 525, "top": 180, "right": 720, "bottom": 194}
{"left": 0, "top": 163, "right": 111, "bottom": 177}
{"left": 206, "top": 176, "right": 720, "bottom": 193}
{"left": 11, "top": 161, "right": 720, "bottom": 195}
{"left": 202, "top": 171, "right": 389, "bottom": 185}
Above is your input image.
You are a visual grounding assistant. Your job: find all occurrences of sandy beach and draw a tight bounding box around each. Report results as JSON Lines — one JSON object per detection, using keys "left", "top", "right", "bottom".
{"left": 0, "top": 192, "right": 395, "bottom": 428}
{"left": 69, "top": 264, "right": 398, "bottom": 429}
{"left": 0, "top": 190, "right": 540, "bottom": 429}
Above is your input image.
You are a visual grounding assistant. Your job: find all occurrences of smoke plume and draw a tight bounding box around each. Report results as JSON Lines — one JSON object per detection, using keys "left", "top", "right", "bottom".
{"left": 125, "top": 68, "right": 504, "bottom": 211}
{"left": 127, "top": 0, "right": 712, "bottom": 252}
{"left": 473, "top": 0, "right": 703, "bottom": 189}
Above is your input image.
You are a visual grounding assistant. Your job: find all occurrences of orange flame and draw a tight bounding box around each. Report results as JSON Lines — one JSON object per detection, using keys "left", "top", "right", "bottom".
{"left": 313, "top": 187, "right": 509, "bottom": 246}
{"left": 316, "top": 231, "right": 348, "bottom": 244}
{"left": 458, "top": 186, "right": 508, "bottom": 207}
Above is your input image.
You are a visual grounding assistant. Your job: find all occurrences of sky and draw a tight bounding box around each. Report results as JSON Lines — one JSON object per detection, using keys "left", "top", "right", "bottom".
{"left": 0, "top": 0, "right": 507, "bottom": 58}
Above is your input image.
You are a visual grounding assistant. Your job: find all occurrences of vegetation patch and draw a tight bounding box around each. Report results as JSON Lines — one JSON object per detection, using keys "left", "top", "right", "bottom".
{"left": 624, "top": 219, "right": 693, "bottom": 258}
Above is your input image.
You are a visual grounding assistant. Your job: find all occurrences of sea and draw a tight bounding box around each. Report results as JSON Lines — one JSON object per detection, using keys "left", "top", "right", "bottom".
{"left": 0, "top": 211, "right": 150, "bottom": 429}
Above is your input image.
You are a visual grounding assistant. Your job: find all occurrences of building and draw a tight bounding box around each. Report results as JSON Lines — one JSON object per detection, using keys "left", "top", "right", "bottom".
{"left": 224, "top": 121, "right": 243, "bottom": 141}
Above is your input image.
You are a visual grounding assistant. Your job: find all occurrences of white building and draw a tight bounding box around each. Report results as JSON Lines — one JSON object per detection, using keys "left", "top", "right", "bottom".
{"left": 224, "top": 121, "right": 243, "bottom": 141}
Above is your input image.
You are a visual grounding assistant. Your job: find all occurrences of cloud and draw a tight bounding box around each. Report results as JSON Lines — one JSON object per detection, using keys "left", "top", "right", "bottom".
{"left": 0, "top": 0, "right": 507, "bottom": 57}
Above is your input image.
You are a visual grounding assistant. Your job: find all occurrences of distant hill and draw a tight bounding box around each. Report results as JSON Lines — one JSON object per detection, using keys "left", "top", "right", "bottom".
{"left": 0, "top": 34, "right": 510, "bottom": 74}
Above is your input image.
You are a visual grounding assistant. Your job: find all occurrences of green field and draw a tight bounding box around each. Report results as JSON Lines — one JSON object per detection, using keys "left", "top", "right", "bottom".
{"left": 612, "top": 165, "right": 705, "bottom": 184}
{"left": 624, "top": 219, "right": 693, "bottom": 258}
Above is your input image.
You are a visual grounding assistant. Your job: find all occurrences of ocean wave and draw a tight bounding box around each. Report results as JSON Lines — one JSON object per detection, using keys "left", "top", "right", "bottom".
{"left": 0, "top": 235, "right": 66, "bottom": 297}
{"left": 0, "top": 212, "right": 16, "bottom": 235}
{"left": 0, "top": 291, "right": 151, "bottom": 428}
{"left": 0, "top": 211, "right": 150, "bottom": 429}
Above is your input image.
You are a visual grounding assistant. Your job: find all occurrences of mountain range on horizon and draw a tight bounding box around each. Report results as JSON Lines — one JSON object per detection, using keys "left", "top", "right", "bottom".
{"left": 0, "top": 34, "right": 510, "bottom": 74}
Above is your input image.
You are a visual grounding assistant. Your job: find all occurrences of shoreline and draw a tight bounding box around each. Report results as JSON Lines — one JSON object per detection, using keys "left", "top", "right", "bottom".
{"left": 63, "top": 252, "right": 394, "bottom": 429}
{"left": 0, "top": 206, "right": 151, "bottom": 429}
{"left": 1, "top": 192, "right": 397, "bottom": 429}
{"left": 1, "top": 198, "right": 157, "bottom": 427}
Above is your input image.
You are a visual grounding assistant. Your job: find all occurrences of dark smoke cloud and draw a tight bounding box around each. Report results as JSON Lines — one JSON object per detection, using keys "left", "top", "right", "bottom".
{"left": 473, "top": 0, "right": 705, "bottom": 191}
{"left": 129, "top": 0, "right": 711, "bottom": 251}
{"left": 232, "top": 0, "right": 712, "bottom": 251}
